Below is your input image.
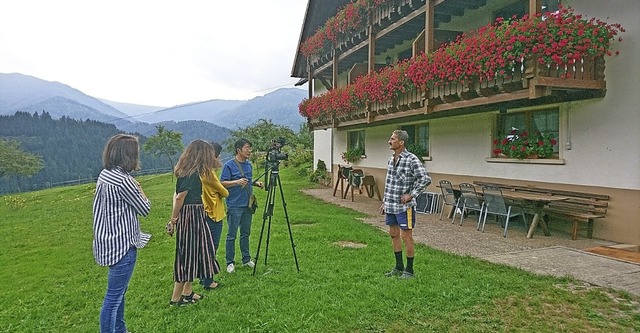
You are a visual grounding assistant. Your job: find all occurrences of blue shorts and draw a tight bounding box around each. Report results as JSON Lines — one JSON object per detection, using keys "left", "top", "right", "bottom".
{"left": 385, "top": 207, "right": 416, "bottom": 230}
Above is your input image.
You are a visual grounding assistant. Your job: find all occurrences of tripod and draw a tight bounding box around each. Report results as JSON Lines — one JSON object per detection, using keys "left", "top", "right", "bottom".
{"left": 252, "top": 166, "right": 300, "bottom": 275}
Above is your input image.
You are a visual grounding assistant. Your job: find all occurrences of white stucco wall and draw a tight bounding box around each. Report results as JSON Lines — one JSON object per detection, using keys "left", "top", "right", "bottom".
{"left": 313, "top": 128, "right": 333, "bottom": 171}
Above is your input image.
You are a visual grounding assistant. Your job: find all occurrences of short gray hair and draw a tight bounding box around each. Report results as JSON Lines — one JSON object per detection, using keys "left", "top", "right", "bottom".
{"left": 392, "top": 130, "right": 409, "bottom": 143}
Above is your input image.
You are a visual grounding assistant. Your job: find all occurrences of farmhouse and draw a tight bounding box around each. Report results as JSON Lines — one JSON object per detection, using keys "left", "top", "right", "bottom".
{"left": 291, "top": 0, "right": 639, "bottom": 244}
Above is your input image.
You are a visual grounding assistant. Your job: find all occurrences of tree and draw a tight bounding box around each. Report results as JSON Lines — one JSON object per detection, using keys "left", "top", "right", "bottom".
{"left": 224, "top": 119, "right": 296, "bottom": 154}
{"left": 0, "top": 138, "right": 44, "bottom": 177}
{"left": 142, "top": 125, "right": 183, "bottom": 171}
{"left": 290, "top": 122, "right": 313, "bottom": 150}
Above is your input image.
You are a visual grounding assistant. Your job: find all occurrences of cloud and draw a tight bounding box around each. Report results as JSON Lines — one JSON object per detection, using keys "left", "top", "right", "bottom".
{"left": 0, "top": 0, "right": 308, "bottom": 106}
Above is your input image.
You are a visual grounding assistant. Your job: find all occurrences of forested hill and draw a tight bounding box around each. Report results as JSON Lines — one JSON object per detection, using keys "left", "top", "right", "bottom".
{"left": 0, "top": 111, "right": 168, "bottom": 194}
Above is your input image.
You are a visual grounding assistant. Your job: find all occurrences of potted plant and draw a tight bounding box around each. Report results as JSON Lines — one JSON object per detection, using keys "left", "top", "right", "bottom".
{"left": 407, "top": 143, "right": 427, "bottom": 163}
{"left": 341, "top": 146, "right": 365, "bottom": 164}
{"left": 493, "top": 130, "right": 557, "bottom": 159}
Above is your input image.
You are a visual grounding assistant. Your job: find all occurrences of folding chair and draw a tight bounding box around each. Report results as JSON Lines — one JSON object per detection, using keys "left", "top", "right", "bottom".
{"left": 480, "top": 185, "right": 528, "bottom": 237}
{"left": 457, "top": 183, "right": 485, "bottom": 226}
{"left": 438, "top": 180, "right": 460, "bottom": 222}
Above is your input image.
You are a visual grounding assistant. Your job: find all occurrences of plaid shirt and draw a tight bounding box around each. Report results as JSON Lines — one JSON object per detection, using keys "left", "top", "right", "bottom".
{"left": 383, "top": 149, "right": 431, "bottom": 214}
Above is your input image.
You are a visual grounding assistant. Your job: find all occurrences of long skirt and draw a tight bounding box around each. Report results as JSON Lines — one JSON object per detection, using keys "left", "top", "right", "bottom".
{"left": 174, "top": 204, "right": 220, "bottom": 282}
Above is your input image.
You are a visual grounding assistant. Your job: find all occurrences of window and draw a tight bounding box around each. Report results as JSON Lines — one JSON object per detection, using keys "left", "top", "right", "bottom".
{"left": 401, "top": 123, "right": 429, "bottom": 157}
{"left": 494, "top": 0, "right": 560, "bottom": 21}
{"left": 347, "top": 130, "right": 365, "bottom": 153}
{"left": 496, "top": 108, "right": 559, "bottom": 157}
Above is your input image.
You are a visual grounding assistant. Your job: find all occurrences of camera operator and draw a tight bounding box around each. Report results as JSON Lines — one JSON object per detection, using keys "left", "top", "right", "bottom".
{"left": 220, "top": 139, "right": 263, "bottom": 273}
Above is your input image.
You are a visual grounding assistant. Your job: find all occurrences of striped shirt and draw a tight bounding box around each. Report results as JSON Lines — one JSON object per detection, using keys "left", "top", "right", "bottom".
{"left": 93, "top": 167, "right": 151, "bottom": 266}
{"left": 383, "top": 149, "right": 431, "bottom": 214}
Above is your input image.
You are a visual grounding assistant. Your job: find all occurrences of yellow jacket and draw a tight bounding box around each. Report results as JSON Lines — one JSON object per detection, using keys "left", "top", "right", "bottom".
{"left": 200, "top": 170, "right": 229, "bottom": 222}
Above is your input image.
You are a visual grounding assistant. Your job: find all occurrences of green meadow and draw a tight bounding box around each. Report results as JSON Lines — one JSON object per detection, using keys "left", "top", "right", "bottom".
{"left": 1, "top": 169, "right": 638, "bottom": 332}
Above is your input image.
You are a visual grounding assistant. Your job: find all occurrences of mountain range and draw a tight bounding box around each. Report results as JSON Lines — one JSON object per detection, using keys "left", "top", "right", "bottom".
{"left": 0, "top": 72, "right": 308, "bottom": 139}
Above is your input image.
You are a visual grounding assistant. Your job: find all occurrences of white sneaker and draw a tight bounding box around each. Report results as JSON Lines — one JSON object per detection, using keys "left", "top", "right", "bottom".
{"left": 226, "top": 263, "right": 235, "bottom": 273}
{"left": 242, "top": 260, "right": 255, "bottom": 268}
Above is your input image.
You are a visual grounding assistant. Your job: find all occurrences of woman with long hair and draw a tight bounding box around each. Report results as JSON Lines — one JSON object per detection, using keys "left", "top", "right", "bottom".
{"left": 167, "top": 140, "right": 220, "bottom": 305}
{"left": 199, "top": 142, "right": 228, "bottom": 290}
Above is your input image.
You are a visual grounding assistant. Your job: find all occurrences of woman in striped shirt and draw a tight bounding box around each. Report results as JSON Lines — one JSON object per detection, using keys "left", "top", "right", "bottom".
{"left": 93, "top": 134, "right": 151, "bottom": 333}
{"left": 168, "top": 140, "right": 221, "bottom": 305}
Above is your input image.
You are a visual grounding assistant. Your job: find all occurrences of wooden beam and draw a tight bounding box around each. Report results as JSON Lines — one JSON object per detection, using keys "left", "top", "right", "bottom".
{"left": 529, "top": 0, "right": 542, "bottom": 16}
{"left": 307, "top": 61, "right": 313, "bottom": 100}
{"left": 368, "top": 26, "right": 376, "bottom": 73}
{"left": 425, "top": 0, "right": 435, "bottom": 53}
{"left": 332, "top": 51, "right": 338, "bottom": 89}
{"left": 431, "top": 89, "right": 530, "bottom": 112}
{"left": 531, "top": 77, "right": 607, "bottom": 90}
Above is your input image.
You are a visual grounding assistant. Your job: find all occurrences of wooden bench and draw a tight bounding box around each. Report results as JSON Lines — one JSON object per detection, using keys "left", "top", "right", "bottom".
{"left": 473, "top": 181, "right": 609, "bottom": 240}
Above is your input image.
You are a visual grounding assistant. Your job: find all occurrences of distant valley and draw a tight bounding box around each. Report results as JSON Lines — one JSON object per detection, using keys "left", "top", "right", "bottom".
{"left": 0, "top": 72, "right": 308, "bottom": 194}
{"left": 0, "top": 72, "right": 308, "bottom": 140}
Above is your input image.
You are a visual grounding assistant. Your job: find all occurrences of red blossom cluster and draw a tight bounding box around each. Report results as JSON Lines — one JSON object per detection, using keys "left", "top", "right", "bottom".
{"left": 299, "top": 6, "right": 624, "bottom": 119}
{"left": 299, "top": 85, "right": 362, "bottom": 119}
{"left": 407, "top": 6, "right": 625, "bottom": 86}
{"left": 299, "top": 61, "right": 412, "bottom": 118}
{"left": 493, "top": 130, "right": 558, "bottom": 159}
{"left": 301, "top": 0, "right": 393, "bottom": 58}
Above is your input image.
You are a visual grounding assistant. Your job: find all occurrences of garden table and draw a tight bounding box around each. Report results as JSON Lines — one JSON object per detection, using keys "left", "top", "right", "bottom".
{"left": 499, "top": 191, "right": 568, "bottom": 238}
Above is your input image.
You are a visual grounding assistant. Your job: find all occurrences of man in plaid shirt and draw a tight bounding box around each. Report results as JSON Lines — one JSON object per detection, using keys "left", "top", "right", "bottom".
{"left": 379, "top": 130, "right": 431, "bottom": 279}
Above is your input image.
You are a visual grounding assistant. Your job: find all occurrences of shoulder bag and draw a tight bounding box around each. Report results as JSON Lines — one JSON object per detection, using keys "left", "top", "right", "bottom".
{"left": 234, "top": 159, "right": 258, "bottom": 214}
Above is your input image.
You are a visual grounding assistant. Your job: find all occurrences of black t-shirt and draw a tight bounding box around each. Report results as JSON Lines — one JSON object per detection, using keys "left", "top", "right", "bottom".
{"left": 176, "top": 173, "right": 203, "bottom": 205}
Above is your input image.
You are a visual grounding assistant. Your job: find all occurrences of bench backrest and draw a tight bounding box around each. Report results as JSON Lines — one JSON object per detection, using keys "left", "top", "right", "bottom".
{"left": 473, "top": 181, "right": 609, "bottom": 215}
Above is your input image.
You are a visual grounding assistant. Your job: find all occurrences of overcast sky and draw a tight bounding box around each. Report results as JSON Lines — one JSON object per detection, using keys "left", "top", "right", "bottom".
{"left": 0, "top": 0, "right": 309, "bottom": 107}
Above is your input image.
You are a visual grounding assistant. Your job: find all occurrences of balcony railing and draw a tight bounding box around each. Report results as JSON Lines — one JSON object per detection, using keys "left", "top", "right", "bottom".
{"left": 309, "top": 55, "right": 605, "bottom": 129}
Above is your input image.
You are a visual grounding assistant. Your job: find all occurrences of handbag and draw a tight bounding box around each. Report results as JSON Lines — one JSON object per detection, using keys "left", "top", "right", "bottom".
{"left": 234, "top": 160, "right": 258, "bottom": 214}
{"left": 248, "top": 194, "right": 258, "bottom": 214}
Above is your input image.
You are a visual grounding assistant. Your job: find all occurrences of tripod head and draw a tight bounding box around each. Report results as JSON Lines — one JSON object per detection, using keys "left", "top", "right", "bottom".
{"left": 263, "top": 137, "right": 288, "bottom": 189}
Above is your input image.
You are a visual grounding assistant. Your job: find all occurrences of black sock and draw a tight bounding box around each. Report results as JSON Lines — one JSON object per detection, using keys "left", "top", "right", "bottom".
{"left": 406, "top": 256, "right": 414, "bottom": 274}
{"left": 394, "top": 251, "right": 404, "bottom": 271}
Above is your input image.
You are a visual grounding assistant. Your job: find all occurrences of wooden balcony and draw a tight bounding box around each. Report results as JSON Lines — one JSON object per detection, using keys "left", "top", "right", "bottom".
{"left": 309, "top": 56, "right": 606, "bottom": 130}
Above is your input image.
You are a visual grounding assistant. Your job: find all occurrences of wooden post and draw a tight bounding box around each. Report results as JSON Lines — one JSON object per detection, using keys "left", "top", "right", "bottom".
{"left": 424, "top": 0, "right": 435, "bottom": 54}
{"left": 332, "top": 50, "right": 338, "bottom": 90}
{"left": 307, "top": 61, "right": 313, "bottom": 100}
{"left": 529, "top": 0, "right": 542, "bottom": 17}
{"left": 368, "top": 26, "right": 376, "bottom": 74}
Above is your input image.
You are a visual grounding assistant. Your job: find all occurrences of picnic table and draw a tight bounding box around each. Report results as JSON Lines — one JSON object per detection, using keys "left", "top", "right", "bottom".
{"left": 499, "top": 191, "right": 568, "bottom": 238}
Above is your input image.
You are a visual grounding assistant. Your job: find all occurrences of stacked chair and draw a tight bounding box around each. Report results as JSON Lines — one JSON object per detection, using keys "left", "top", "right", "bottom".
{"left": 456, "top": 183, "right": 485, "bottom": 226}
{"left": 438, "top": 180, "right": 460, "bottom": 222}
{"left": 479, "top": 185, "right": 528, "bottom": 237}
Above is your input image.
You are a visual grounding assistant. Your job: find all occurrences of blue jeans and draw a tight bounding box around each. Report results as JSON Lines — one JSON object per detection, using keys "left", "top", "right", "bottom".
{"left": 206, "top": 216, "right": 223, "bottom": 251}
{"left": 226, "top": 206, "right": 253, "bottom": 265}
{"left": 100, "top": 248, "right": 137, "bottom": 333}
{"left": 201, "top": 216, "right": 223, "bottom": 287}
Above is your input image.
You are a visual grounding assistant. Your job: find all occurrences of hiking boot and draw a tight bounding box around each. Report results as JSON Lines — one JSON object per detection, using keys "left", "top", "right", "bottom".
{"left": 226, "top": 263, "right": 235, "bottom": 273}
{"left": 399, "top": 271, "right": 414, "bottom": 279}
{"left": 384, "top": 268, "right": 403, "bottom": 277}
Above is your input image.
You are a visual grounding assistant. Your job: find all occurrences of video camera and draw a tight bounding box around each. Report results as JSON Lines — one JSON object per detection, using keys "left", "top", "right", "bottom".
{"left": 266, "top": 137, "right": 288, "bottom": 165}
{"left": 263, "top": 137, "right": 288, "bottom": 190}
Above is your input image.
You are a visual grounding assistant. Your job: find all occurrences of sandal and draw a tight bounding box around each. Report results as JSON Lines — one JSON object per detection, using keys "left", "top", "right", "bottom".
{"left": 169, "top": 298, "right": 189, "bottom": 306}
{"left": 182, "top": 291, "right": 204, "bottom": 303}
{"left": 204, "top": 282, "right": 222, "bottom": 290}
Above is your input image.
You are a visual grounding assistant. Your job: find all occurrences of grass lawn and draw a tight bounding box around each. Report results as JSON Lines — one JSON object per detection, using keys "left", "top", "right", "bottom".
{"left": 0, "top": 168, "right": 638, "bottom": 332}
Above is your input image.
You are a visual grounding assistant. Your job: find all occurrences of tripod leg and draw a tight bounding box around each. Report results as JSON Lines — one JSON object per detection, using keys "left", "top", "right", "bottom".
{"left": 252, "top": 174, "right": 276, "bottom": 276}
{"left": 275, "top": 175, "right": 300, "bottom": 272}
{"left": 253, "top": 171, "right": 300, "bottom": 274}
